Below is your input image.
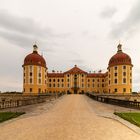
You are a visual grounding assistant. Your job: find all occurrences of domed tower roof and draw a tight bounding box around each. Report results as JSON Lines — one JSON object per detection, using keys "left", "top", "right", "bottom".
{"left": 23, "top": 44, "right": 47, "bottom": 68}
{"left": 108, "top": 44, "right": 132, "bottom": 67}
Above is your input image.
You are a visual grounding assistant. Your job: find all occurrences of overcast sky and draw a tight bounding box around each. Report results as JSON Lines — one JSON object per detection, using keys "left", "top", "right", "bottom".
{"left": 0, "top": 0, "right": 140, "bottom": 92}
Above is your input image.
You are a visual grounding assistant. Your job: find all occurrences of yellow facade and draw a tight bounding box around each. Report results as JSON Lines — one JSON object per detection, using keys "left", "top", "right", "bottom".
{"left": 23, "top": 65, "right": 47, "bottom": 95}
{"left": 23, "top": 44, "right": 133, "bottom": 95}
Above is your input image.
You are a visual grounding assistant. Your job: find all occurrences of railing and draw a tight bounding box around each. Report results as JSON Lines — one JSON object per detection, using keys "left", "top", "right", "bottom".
{"left": 0, "top": 92, "right": 65, "bottom": 110}
{"left": 86, "top": 92, "right": 140, "bottom": 109}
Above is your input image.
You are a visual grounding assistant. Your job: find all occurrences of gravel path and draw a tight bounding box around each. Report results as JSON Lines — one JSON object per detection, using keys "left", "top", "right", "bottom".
{"left": 0, "top": 94, "right": 140, "bottom": 140}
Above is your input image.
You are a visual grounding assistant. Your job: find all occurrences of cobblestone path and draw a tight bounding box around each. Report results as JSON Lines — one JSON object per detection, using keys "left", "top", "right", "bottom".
{"left": 0, "top": 95, "right": 140, "bottom": 140}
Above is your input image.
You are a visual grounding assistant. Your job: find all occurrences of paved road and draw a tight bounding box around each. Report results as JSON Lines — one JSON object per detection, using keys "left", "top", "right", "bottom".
{"left": 0, "top": 95, "right": 140, "bottom": 140}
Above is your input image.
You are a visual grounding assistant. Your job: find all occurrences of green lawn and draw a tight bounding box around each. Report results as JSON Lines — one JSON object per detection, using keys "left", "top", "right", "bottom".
{"left": 114, "top": 112, "right": 140, "bottom": 127}
{"left": 0, "top": 112, "right": 25, "bottom": 123}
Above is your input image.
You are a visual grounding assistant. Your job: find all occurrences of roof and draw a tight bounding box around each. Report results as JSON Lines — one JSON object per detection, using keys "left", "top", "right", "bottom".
{"left": 108, "top": 44, "right": 132, "bottom": 67}
{"left": 23, "top": 45, "right": 47, "bottom": 68}
{"left": 64, "top": 65, "right": 87, "bottom": 74}
{"left": 48, "top": 73, "right": 64, "bottom": 77}
{"left": 87, "top": 73, "right": 107, "bottom": 78}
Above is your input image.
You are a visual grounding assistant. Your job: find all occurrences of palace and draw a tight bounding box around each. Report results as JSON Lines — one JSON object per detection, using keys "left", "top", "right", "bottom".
{"left": 22, "top": 43, "right": 133, "bottom": 95}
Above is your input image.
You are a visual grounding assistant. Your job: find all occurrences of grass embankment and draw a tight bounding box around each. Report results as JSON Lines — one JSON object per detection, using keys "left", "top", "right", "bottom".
{"left": 114, "top": 112, "right": 140, "bottom": 127}
{"left": 0, "top": 112, "right": 25, "bottom": 123}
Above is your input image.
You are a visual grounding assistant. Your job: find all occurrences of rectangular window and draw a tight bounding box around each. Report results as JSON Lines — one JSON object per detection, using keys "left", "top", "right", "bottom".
{"left": 93, "top": 79, "right": 95, "bottom": 82}
{"left": 123, "top": 65, "right": 126, "bottom": 69}
{"left": 114, "top": 79, "right": 117, "bottom": 84}
{"left": 30, "top": 78, "right": 32, "bottom": 84}
{"left": 49, "top": 79, "right": 51, "bottom": 82}
{"left": 58, "top": 79, "right": 60, "bottom": 82}
{"left": 123, "top": 88, "right": 126, "bottom": 93}
{"left": 114, "top": 73, "right": 117, "bottom": 76}
{"left": 114, "top": 88, "right": 117, "bottom": 92}
{"left": 62, "top": 79, "right": 64, "bottom": 82}
{"left": 49, "top": 84, "right": 51, "bottom": 87}
{"left": 30, "top": 72, "right": 32, "bottom": 76}
{"left": 53, "top": 79, "right": 55, "bottom": 82}
{"left": 93, "top": 84, "right": 94, "bottom": 87}
{"left": 114, "top": 66, "right": 117, "bottom": 70}
{"left": 30, "top": 88, "right": 32, "bottom": 92}
{"left": 123, "top": 78, "right": 126, "bottom": 83}
{"left": 123, "top": 72, "right": 126, "bottom": 76}
{"left": 39, "top": 79, "right": 41, "bottom": 84}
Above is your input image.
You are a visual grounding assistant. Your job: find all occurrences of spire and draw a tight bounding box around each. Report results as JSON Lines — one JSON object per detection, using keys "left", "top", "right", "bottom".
{"left": 33, "top": 44, "right": 38, "bottom": 53}
{"left": 117, "top": 43, "right": 122, "bottom": 53}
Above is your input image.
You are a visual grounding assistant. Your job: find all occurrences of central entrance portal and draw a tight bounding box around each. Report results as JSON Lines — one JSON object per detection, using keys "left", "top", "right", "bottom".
{"left": 74, "top": 89, "right": 78, "bottom": 94}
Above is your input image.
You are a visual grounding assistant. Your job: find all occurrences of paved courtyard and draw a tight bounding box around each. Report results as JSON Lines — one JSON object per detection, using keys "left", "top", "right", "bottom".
{"left": 0, "top": 94, "right": 140, "bottom": 140}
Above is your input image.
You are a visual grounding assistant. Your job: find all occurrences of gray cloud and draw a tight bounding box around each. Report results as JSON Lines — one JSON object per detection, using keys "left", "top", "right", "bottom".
{"left": 110, "top": 0, "right": 140, "bottom": 38}
{"left": 100, "top": 7, "right": 117, "bottom": 19}
{"left": 0, "top": 10, "right": 71, "bottom": 49}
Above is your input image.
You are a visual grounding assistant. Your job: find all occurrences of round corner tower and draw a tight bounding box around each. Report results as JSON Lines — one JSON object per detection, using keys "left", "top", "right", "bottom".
{"left": 108, "top": 44, "right": 133, "bottom": 94}
{"left": 22, "top": 44, "right": 48, "bottom": 95}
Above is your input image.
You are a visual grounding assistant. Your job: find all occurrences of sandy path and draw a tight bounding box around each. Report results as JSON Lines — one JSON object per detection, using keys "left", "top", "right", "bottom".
{"left": 0, "top": 94, "right": 140, "bottom": 140}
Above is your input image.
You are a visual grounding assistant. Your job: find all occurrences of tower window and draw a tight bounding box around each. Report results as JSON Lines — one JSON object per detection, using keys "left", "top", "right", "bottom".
{"left": 114, "top": 79, "right": 117, "bottom": 84}
{"left": 30, "top": 78, "right": 32, "bottom": 83}
{"left": 114, "top": 66, "right": 117, "bottom": 70}
{"left": 123, "top": 78, "right": 126, "bottom": 83}
{"left": 39, "top": 73, "right": 41, "bottom": 77}
{"left": 30, "top": 72, "right": 32, "bottom": 76}
{"left": 29, "top": 66, "right": 32, "bottom": 71}
{"left": 114, "top": 73, "right": 117, "bottom": 76}
{"left": 30, "top": 88, "right": 32, "bottom": 92}
{"left": 39, "top": 79, "right": 41, "bottom": 84}
{"left": 123, "top": 72, "right": 126, "bottom": 76}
